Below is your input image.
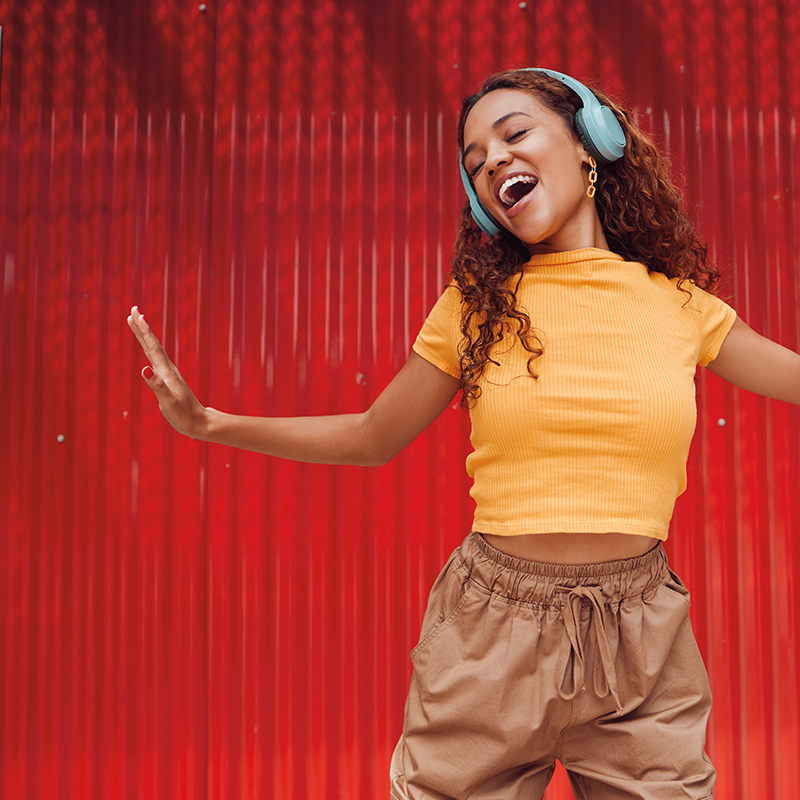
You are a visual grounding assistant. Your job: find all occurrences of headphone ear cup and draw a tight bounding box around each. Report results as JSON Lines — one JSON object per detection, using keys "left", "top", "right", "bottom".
{"left": 458, "top": 156, "right": 503, "bottom": 237}
{"left": 574, "top": 111, "right": 594, "bottom": 156}
{"left": 575, "top": 106, "right": 626, "bottom": 165}
{"left": 470, "top": 197, "right": 503, "bottom": 238}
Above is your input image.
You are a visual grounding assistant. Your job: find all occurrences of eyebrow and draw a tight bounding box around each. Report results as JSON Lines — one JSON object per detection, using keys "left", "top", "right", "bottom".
{"left": 462, "top": 111, "right": 532, "bottom": 160}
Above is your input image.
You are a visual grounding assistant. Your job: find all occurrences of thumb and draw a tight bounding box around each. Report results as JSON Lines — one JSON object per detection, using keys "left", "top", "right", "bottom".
{"left": 142, "top": 365, "right": 155, "bottom": 382}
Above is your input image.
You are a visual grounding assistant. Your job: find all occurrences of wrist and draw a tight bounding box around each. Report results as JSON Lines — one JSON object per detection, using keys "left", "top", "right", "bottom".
{"left": 190, "top": 405, "right": 218, "bottom": 442}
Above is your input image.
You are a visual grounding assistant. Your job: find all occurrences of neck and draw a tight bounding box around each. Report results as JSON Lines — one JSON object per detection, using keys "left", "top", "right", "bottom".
{"left": 524, "top": 209, "right": 610, "bottom": 256}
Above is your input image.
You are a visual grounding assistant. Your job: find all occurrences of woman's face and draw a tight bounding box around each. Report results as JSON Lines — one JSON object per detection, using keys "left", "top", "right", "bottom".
{"left": 462, "top": 88, "right": 604, "bottom": 255}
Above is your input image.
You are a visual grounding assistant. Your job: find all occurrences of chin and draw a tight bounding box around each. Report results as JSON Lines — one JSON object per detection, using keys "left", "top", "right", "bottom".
{"left": 515, "top": 230, "right": 554, "bottom": 250}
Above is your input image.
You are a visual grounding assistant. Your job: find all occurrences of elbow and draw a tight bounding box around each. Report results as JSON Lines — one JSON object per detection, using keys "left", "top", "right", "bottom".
{"left": 356, "top": 444, "right": 398, "bottom": 468}
{"left": 354, "top": 413, "right": 401, "bottom": 467}
{"left": 374, "top": 451, "right": 398, "bottom": 467}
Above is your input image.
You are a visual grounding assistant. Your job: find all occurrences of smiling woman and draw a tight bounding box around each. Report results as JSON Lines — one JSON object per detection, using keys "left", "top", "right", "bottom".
{"left": 128, "top": 67, "right": 800, "bottom": 800}
{"left": 462, "top": 91, "right": 597, "bottom": 245}
{"left": 386, "top": 68, "right": 800, "bottom": 799}
{"left": 449, "top": 70, "right": 723, "bottom": 411}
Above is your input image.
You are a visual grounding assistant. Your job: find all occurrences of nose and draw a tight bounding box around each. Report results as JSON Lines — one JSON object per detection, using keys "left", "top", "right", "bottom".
{"left": 485, "top": 147, "right": 511, "bottom": 178}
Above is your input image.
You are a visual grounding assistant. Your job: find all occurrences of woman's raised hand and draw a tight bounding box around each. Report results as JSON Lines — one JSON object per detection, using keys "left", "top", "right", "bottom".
{"left": 127, "top": 306, "right": 209, "bottom": 439}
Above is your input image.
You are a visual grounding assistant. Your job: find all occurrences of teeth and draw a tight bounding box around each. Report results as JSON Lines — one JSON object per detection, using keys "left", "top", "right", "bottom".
{"left": 499, "top": 175, "right": 537, "bottom": 206}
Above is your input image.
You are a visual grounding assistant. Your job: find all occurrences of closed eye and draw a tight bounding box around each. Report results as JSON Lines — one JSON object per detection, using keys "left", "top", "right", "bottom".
{"left": 469, "top": 159, "right": 485, "bottom": 178}
{"left": 469, "top": 129, "right": 529, "bottom": 176}
{"left": 505, "top": 128, "right": 527, "bottom": 142}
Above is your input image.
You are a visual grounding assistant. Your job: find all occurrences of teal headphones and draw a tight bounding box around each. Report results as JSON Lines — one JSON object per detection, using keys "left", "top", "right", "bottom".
{"left": 459, "top": 68, "right": 627, "bottom": 238}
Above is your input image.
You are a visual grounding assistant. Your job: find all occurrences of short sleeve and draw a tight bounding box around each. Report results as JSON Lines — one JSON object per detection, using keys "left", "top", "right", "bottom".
{"left": 412, "top": 285, "right": 463, "bottom": 378}
{"left": 685, "top": 284, "right": 737, "bottom": 367}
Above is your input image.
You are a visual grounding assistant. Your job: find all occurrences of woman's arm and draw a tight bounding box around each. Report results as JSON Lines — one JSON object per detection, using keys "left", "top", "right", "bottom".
{"left": 127, "top": 306, "right": 460, "bottom": 466}
{"left": 706, "top": 316, "right": 800, "bottom": 405}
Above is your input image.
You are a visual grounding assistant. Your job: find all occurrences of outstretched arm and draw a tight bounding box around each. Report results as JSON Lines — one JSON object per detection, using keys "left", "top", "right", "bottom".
{"left": 707, "top": 316, "right": 800, "bottom": 404}
{"left": 127, "top": 306, "right": 460, "bottom": 466}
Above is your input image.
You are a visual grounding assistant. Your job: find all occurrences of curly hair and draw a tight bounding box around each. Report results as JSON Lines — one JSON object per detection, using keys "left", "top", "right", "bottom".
{"left": 450, "top": 69, "right": 722, "bottom": 408}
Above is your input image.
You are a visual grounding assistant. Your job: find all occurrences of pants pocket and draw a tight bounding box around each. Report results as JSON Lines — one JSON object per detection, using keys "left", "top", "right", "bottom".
{"left": 410, "top": 577, "right": 474, "bottom": 661}
{"left": 657, "top": 566, "right": 691, "bottom": 608}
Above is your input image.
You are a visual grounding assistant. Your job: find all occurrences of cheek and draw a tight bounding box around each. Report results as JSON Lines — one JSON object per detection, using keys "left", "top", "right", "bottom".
{"left": 473, "top": 178, "right": 496, "bottom": 209}
{"left": 552, "top": 161, "right": 590, "bottom": 202}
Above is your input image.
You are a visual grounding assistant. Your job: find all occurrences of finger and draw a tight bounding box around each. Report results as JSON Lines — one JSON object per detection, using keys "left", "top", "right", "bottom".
{"left": 140, "top": 363, "right": 173, "bottom": 399}
{"left": 128, "top": 307, "right": 175, "bottom": 372}
{"left": 138, "top": 315, "right": 176, "bottom": 372}
{"left": 128, "top": 306, "right": 150, "bottom": 351}
{"left": 140, "top": 367, "right": 184, "bottom": 426}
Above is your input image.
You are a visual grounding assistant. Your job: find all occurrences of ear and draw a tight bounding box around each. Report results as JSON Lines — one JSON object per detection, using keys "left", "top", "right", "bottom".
{"left": 578, "top": 145, "right": 594, "bottom": 167}
{"left": 570, "top": 135, "right": 592, "bottom": 165}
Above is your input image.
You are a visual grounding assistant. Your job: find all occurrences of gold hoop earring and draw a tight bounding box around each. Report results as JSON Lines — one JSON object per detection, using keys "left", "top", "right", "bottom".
{"left": 587, "top": 157, "right": 598, "bottom": 198}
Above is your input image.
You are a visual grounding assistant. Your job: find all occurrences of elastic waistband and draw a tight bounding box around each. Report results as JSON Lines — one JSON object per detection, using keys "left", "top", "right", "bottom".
{"left": 459, "top": 532, "right": 670, "bottom": 607}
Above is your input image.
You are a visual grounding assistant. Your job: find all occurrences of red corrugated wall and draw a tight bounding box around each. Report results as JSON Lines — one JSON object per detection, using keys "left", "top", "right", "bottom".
{"left": 1, "top": 0, "right": 798, "bottom": 797}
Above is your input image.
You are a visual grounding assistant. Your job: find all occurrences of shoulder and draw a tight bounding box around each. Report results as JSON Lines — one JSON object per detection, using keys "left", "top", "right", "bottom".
{"left": 644, "top": 271, "right": 737, "bottom": 365}
{"left": 413, "top": 284, "right": 465, "bottom": 378}
{"left": 431, "top": 283, "right": 464, "bottom": 318}
{"left": 647, "top": 271, "right": 731, "bottom": 312}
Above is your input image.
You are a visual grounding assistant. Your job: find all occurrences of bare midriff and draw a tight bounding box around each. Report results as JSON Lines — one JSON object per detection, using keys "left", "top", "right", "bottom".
{"left": 481, "top": 532, "right": 660, "bottom": 565}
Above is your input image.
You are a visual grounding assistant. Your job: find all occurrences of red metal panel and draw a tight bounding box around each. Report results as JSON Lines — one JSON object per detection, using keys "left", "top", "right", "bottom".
{"left": 0, "top": 0, "right": 798, "bottom": 798}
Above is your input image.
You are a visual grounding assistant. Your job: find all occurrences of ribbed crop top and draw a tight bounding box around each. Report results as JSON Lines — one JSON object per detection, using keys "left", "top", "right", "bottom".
{"left": 412, "top": 249, "right": 737, "bottom": 540}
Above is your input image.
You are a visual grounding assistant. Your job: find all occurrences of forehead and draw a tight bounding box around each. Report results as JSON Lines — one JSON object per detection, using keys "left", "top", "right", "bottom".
{"left": 462, "top": 88, "right": 563, "bottom": 145}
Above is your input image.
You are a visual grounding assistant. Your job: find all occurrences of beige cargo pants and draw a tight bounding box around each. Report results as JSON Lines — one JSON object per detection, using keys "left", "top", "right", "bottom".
{"left": 390, "top": 533, "right": 715, "bottom": 800}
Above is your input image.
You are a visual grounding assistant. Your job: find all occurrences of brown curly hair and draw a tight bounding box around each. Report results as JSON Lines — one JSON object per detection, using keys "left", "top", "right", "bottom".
{"left": 451, "top": 69, "right": 722, "bottom": 408}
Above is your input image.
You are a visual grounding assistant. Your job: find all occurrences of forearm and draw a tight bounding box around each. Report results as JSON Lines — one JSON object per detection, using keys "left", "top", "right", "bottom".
{"left": 128, "top": 306, "right": 459, "bottom": 466}
{"left": 199, "top": 407, "right": 387, "bottom": 466}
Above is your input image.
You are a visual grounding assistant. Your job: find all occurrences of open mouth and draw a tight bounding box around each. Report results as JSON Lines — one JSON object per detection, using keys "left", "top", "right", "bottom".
{"left": 498, "top": 175, "right": 538, "bottom": 209}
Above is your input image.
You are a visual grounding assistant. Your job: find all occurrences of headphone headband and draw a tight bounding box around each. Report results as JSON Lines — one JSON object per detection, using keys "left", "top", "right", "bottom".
{"left": 459, "top": 67, "right": 627, "bottom": 238}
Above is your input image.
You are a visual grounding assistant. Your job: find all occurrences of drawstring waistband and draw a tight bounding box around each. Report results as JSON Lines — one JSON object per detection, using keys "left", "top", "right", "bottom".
{"left": 554, "top": 585, "right": 623, "bottom": 713}
{"left": 464, "top": 533, "right": 670, "bottom": 716}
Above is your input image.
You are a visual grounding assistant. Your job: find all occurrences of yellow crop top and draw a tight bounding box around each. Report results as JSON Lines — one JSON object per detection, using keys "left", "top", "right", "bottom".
{"left": 412, "top": 249, "right": 737, "bottom": 540}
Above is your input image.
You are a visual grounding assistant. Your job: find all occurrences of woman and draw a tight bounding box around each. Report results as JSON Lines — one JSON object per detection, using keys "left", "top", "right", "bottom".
{"left": 128, "top": 69, "right": 800, "bottom": 799}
